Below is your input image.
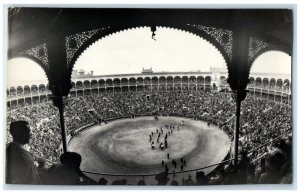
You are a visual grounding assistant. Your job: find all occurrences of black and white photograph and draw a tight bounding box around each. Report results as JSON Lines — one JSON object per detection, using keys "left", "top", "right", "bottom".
{"left": 4, "top": 7, "right": 293, "bottom": 187}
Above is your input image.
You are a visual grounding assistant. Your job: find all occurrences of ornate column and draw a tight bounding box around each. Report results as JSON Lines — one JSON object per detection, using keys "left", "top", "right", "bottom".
{"left": 230, "top": 87, "right": 247, "bottom": 166}
{"left": 51, "top": 95, "right": 68, "bottom": 153}
{"left": 227, "top": 25, "right": 250, "bottom": 166}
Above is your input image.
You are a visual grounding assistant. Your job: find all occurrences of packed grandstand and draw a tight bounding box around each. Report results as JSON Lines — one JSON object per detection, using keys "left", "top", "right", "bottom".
{"left": 6, "top": 69, "right": 292, "bottom": 185}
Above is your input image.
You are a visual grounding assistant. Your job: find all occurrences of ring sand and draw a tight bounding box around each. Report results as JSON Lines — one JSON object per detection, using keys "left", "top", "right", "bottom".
{"left": 69, "top": 116, "right": 230, "bottom": 184}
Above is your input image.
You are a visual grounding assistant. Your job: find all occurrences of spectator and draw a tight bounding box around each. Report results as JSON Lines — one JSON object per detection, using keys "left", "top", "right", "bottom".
{"left": 6, "top": 121, "right": 41, "bottom": 184}
{"left": 98, "top": 177, "right": 108, "bottom": 185}
{"left": 195, "top": 171, "right": 209, "bottom": 185}
{"left": 47, "top": 152, "right": 82, "bottom": 185}
{"left": 155, "top": 171, "right": 169, "bottom": 185}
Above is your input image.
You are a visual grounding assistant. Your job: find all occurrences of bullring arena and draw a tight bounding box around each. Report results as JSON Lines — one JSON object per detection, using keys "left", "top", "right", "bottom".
{"left": 68, "top": 116, "right": 230, "bottom": 184}
{"left": 6, "top": 70, "right": 292, "bottom": 185}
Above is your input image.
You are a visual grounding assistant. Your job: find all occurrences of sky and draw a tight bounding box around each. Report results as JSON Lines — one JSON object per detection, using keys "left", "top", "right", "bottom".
{"left": 6, "top": 27, "right": 291, "bottom": 87}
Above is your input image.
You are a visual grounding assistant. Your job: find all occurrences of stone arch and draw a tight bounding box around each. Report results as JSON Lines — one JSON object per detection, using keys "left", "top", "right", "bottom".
{"left": 31, "top": 85, "right": 38, "bottom": 95}
{"left": 220, "top": 76, "right": 226, "bottom": 85}
{"left": 113, "top": 78, "right": 121, "bottom": 86}
{"left": 10, "top": 87, "right": 16, "bottom": 97}
{"left": 137, "top": 77, "right": 144, "bottom": 85}
{"left": 121, "top": 78, "right": 129, "bottom": 85}
{"left": 83, "top": 80, "right": 91, "bottom": 88}
{"left": 76, "top": 81, "right": 83, "bottom": 89}
{"left": 174, "top": 76, "right": 181, "bottom": 83}
{"left": 9, "top": 56, "right": 50, "bottom": 80}
{"left": 189, "top": 76, "right": 196, "bottom": 83}
{"left": 182, "top": 76, "right": 188, "bottom": 83}
{"left": 255, "top": 77, "right": 262, "bottom": 87}
{"left": 276, "top": 79, "right": 283, "bottom": 89}
{"left": 91, "top": 80, "right": 98, "bottom": 88}
{"left": 68, "top": 25, "right": 230, "bottom": 81}
{"left": 205, "top": 76, "right": 211, "bottom": 84}
{"left": 106, "top": 79, "right": 113, "bottom": 86}
{"left": 152, "top": 77, "right": 158, "bottom": 84}
{"left": 270, "top": 78, "right": 276, "bottom": 89}
{"left": 167, "top": 76, "right": 173, "bottom": 84}
{"left": 129, "top": 77, "right": 136, "bottom": 85}
{"left": 248, "top": 77, "right": 255, "bottom": 86}
{"left": 144, "top": 77, "right": 151, "bottom": 84}
{"left": 249, "top": 48, "right": 291, "bottom": 69}
{"left": 159, "top": 76, "right": 166, "bottom": 84}
{"left": 17, "top": 86, "right": 23, "bottom": 96}
{"left": 262, "top": 78, "right": 269, "bottom": 88}
{"left": 24, "top": 85, "right": 31, "bottom": 95}
{"left": 98, "top": 79, "right": 105, "bottom": 87}
{"left": 197, "top": 76, "right": 204, "bottom": 84}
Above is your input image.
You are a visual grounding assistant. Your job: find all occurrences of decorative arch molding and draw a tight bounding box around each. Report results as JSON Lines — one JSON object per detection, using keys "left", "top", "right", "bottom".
{"left": 18, "top": 43, "right": 50, "bottom": 74}
{"left": 187, "top": 24, "right": 233, "bottom": 62}
{"left": 68, "top": 24, "right": 232, "bottom": 79}
{"left": 248, "top": 37, "right": 290, "bottom": 67}
{"left": 65, "top": 27, "right": 109, "bottom": 67}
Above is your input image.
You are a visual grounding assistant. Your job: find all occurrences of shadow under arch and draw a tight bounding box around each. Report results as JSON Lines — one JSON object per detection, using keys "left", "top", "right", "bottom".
{"left": 68, "top": 24, "right": 230, "bottom": 78}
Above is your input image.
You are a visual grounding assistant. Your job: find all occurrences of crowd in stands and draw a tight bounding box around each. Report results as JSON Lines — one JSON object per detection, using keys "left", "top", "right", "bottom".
{"left": 6, "top": 90, "right": 292, "bottom": 185}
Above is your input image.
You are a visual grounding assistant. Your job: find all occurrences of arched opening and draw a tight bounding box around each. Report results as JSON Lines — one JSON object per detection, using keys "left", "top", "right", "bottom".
{"left": 144, "top": 77, "right": 151, "bottom": 85}
{"left": 24, "top": 85, "right": 31, "bottom": 96}
{"left": 255, "top": 77, "right": 262, "bottom": 87}
{"left": 159, "top": 76, "right": 166, "bottom": 84}
{"left": 39, "top": 84, "right": 46, "bottom": 94}
{"left": 174, "top": 76, "right": 181, "bottom": 84}
{"left": 7, "top": 58, "right": 48, "bottom": 90}
{"left": 262, "top": 78, "right": 269, "bottom": 88}
{"left": 249, "top": 77, "right": 255, "bottom": 87}
{"left": 205, "top": 76, "right": 211, "bottom": 84}
{"left": 220, "top": 76, "right": 226, "bottom": 85}
{"left": 129, "top": 77, "right": 136, "bottom": 85}
{"left": 113, "top": 78, "right": 121, "bottom": 86}
{"left": 276, "top": 79, "right": 283, "bottom": 90}
{"left": 17, "top": 86, "right": 23, "bottom": 97}
{"left": 283, "top": 79, "right": 290, "bottom": 92}
{"left": 9, "top": 87, "right": 16, "bottom": 98}
{"left": 76, "top": 81, "right": 83, "bottom": 89}
{"left": 72, "top": 27, "right": 226, "bottom": 80}
{"left": 197, "top": 76, "right": 204, "bottom": 84}
{"left": 99, "top": 79, "right": 105, "bottom": 87}
{"left": 31, "top": 85, "right": 38, "bottom": 95}
{"left": 167, "top": 76, "right": 173, "bottom": 84}
{"left": 137, "top": 77, "right": 144, "bottom": 85}
{"left": 182, "top": 76, "right": 188, "bottom": 84}
{"left": 91, "top": 80, "right": 98, "bottom": 88}
{"left": 250, "top": 51, "right": 291, "bottom": 74}
{"left": 121, "top": 78, "right": 129, "bottom": 85}
{"left": 106, "top": 79, "right": 113, "bottom": 87}
{"left": 83, "top": 80, "right": 91, "bottom": 89}
{"left": 152, "top": 77, "right": 158, "bottom": 85}
{"left": 270, "top": 78, "right": 276, "bottom": 90}
{"left": 189, "top": 76, "right": 196, "bottom": 84}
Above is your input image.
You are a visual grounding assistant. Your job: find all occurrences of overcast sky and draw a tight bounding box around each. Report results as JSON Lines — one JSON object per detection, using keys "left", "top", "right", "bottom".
{"left": 7, "top": 27, "right": 291, "bottom": 87}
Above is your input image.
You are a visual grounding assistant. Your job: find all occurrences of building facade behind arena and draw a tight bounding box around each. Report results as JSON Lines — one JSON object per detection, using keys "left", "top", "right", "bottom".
{"left": 6, "top": 68, "right": 291, "bottom": 108}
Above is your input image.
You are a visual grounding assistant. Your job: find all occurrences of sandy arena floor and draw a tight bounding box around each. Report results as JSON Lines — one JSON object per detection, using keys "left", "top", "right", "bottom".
{"left": 68, "top": 116, "right": 230, "bottom": 185}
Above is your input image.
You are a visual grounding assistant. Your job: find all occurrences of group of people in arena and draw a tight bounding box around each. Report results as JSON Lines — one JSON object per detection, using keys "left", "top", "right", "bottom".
{"left": 6, "top": 90, "right": 292, "bottom": 185}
